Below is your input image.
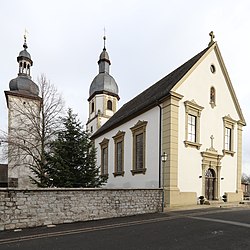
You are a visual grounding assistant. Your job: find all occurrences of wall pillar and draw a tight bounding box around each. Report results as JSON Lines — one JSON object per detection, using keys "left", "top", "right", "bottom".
{"left": 236, "top": 122, "right": 244, "bottom": 195}
{"left": 162, "top": 92, "right": 182, "bottom": 206}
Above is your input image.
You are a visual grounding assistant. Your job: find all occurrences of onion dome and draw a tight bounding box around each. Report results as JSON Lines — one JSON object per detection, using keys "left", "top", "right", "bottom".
{"left": 9, "top": 36, "right": 39, "bottom": 96}
{"left": 89, "top": 36, "right": 119, "bottom": 100}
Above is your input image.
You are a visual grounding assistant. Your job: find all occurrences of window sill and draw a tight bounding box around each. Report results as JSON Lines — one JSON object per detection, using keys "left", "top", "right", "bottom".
{"left": 131, "top": 168, "right": 146, "bottom": 176}
{"left": 223, "top": 149, "right": 235, "bottom": 157}
{"left": 113, "top": 171, "right": 125, "bottom": 177}
{"left": 184, "top": 141, "right": 202, "bottom": 150}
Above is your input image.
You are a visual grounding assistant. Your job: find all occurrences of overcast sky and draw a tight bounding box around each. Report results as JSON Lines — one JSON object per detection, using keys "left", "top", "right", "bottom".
{"left": 0, "top": 0, "right": 249, "bottom": 173}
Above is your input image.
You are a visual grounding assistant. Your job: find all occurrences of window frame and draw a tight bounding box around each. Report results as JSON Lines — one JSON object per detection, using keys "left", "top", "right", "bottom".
{"left": 223, "top": 115, "right": 235, "bottom": 156}
{"left": 112, "top": 131, "right": 125, "bottom": 177}
{"left": 130, "top": 120, "right": 147, "bottom": 175}
{"left": 184, "top": 100, "right": 204, "bottom": 149}
{"left": 99, "top": 138, "right": 109, "bottom": 177}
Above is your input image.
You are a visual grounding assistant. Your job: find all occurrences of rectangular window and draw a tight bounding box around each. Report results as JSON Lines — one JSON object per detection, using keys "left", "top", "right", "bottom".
{"left": 99, "top": 138, "right": 109, "bottom": 176}
{"left": 184, "top": 100, "right": 203, "bottom": 149}
{"left": 135, "top": 133, "right": 143, "bottom": 170}
{"left": 116, "top": 141, "right": 123, "bottom": 173}
{"left": 223, "top": 115, "right": 235, "bottom": 156}
{"left": 130, "top": 120, "right": 147, "bottom": 175}
{"left": 225, "top": 127, "right": 231, "bottom": 151}
{"left": 113, "top": 131, "right": 125, "bottom": 177}
{"left": 101, "top": 147, "right": 108, "bottom": 175}
{"left": 188, "top": 114, "right": 196, "bottom": 142}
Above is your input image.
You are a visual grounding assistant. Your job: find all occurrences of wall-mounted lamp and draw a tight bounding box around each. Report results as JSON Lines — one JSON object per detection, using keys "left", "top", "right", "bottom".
{"left": 161, "top": 152, "right": 168, "bottom": 163}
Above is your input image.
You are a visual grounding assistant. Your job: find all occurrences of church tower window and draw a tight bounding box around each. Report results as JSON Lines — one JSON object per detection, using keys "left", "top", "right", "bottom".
{"left": 107, "top": 100, "right": 112, "bottom": 110}
{"left": 91, "top": 102, "right": 94, "bottom": 113}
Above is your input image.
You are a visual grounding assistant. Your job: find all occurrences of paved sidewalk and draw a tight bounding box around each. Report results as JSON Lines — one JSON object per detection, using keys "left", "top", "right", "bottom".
{"left": 164, "top": 200, "right": 250, "bottom": 212}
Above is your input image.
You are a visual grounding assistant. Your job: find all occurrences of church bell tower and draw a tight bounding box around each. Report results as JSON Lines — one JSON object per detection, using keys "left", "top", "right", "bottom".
{"left": 86, "top": 36, "right": 119, "bottom": 134}
{"left": 5, "top": 35, "right": 41, "bottom": 188}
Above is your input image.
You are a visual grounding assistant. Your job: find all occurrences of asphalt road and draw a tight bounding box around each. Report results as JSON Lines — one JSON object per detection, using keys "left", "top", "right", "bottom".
{"left": 1, "top": 207, "right": 250, "bottom": 250}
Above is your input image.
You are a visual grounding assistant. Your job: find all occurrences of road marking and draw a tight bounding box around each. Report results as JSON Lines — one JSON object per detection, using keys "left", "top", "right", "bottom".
{"left": 188, "top": 216, "right": 250, "bottom": 228}
{"left": 0, "top": 208, "right": 249, "bottom": 245}
{"left": 0, "top": 215, "right": 181, "bottom": 245}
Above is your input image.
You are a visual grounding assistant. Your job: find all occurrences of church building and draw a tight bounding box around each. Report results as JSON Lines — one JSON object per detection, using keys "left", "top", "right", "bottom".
{"left": 90, "top": 32, "right": 246, "bottom": 207}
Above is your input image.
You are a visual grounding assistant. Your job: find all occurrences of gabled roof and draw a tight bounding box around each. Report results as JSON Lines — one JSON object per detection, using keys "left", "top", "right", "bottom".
{"left": 91, "top": 45, "right": 212, "bottom": 139}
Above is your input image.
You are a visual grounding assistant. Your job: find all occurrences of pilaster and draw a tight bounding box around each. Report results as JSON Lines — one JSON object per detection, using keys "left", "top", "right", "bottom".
{"left": 237, "top": 122, "right": 243, "bottom": 192}
{"left": 162, "top": 92, "right": 182, "bottom": 206}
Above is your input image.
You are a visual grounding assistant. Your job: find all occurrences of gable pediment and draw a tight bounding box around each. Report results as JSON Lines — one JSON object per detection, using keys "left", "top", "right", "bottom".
{"left": 173, "top": 42, "right": 246, "bottom": 126}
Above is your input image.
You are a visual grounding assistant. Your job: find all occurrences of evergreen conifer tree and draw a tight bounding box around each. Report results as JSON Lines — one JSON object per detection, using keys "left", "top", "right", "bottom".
{"left": 46, "top": 109, "right": 107, "bottom": 187}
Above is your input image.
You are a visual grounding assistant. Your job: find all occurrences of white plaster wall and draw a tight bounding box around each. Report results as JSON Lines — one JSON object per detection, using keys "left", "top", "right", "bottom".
{"left": 176, "top": 49, "right": 240, "bottom": 197}
{"left": 95, "top": 95, "right": 103, "bottom": 113}
{"left": 95, "top": 107, "right": 160, "bottom": 188}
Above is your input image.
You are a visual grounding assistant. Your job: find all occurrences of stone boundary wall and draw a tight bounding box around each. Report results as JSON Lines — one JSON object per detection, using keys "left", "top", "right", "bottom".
{"left": 0, "top": 188, "right": 162, "bottom": 231}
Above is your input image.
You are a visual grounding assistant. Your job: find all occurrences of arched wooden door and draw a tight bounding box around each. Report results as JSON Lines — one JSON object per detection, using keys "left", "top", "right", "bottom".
{"left": 205, "top": 169, "right": 215, "bottom": 200}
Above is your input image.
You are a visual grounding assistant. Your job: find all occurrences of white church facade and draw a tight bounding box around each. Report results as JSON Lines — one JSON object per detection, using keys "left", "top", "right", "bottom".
{"left": 90, "top": 33, "right": 246, "bottom": 206}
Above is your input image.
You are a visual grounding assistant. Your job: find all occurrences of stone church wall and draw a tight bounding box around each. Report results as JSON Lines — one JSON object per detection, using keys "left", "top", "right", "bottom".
{"left": 0, "top": 188, "right": 162, "bottom": 231}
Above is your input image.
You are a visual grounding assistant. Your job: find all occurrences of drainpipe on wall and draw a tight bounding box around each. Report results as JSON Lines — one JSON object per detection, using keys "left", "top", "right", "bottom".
{"left": 157, "top": 103, "right": 162, "bottom": 189}
{"left": 157, "top": 103, "right": 164, "bottom": 212}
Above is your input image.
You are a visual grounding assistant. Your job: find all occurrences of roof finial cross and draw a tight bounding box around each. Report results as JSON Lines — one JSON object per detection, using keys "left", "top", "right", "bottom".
{"left": 23, "top": 29, "right": 29, "bottom": 49}
{"left": 208, "top": 31, "right": 215, "bottom": 46}
{"left": 103, "top": 27, "right": 106, "bottom": 50}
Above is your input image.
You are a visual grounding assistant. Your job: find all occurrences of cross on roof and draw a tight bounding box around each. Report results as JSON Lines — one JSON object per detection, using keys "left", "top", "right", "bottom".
{"left": 210, "top": 135, "right": 214, "bottom": 148}
{"left": 208, "top": 31, "right": 215, "bottom": 46}
{"left": 103, "top": 27, "right": 106, "bottom": 50}
{"left": 24, "top": 29, "right": 29, "bottom": 42}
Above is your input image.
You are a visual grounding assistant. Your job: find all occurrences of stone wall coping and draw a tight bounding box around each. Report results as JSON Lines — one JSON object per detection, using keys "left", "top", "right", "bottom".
{"left": 0, "top": 187, "right": 162, "bottom": 192}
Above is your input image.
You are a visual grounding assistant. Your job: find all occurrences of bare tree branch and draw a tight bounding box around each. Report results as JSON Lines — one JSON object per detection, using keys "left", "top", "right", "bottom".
{"left": 0, "top": 74, "right": 64, "bottom": 187}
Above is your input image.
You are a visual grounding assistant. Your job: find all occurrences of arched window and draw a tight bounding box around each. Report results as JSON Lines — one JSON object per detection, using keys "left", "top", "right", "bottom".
{"left": 205, "top": 168, "right": 215, "bottom": 178}
{"left": 23, "top": 62, "right": 27, "bottom": 73}
{"left": 91, "top": 102, "right": 94, "bottom": 113}
{"left": 19, "top": 62, "right": 23, "bottom": 73}
{"left": 107, "top": 100, "right": 112, "bottom": 110}
{"left": 210, "top": 87, "right": 216, "bottom": 108}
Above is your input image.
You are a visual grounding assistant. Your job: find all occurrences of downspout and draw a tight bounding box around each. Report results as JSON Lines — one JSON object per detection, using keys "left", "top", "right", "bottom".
{"left": 157, "top": 103, "right": 162, "bottom": 188}
{"left": 157, "top": 102, "right": 164, "bottom": 212}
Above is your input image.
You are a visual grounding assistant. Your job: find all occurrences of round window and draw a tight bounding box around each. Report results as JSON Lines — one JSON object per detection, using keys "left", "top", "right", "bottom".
{"left": 210, "top": 64, "right": 216, "bottom": 73}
